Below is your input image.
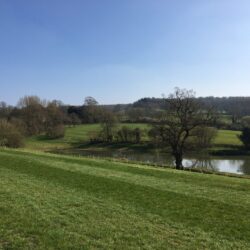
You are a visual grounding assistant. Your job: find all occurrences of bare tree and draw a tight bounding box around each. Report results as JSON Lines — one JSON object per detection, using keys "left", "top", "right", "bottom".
{"left": 99, "top": 109, "right": 117, "bottom": 142}
{"left": 0, "top": 101, "right": 13, "bottom": 119}
{"left": 0, "top": 119, "right": 24, "bottom": 148}
{"left": 83, "top": 96, "right": 101, "bottom": 123}
{"left": 153, "top": 88, "right": 214, "bottom": 169}
{"left": 45, "top": 101, "right": 65, "bottom": 138}
{"left": 17, "top": 96, "right": 46, "bottom": 135}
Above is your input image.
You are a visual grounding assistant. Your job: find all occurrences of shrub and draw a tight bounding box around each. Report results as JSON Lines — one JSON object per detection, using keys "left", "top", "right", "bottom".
{"left": 99, "top": 110, "right": 117, "bottom": 142}
{"left": 9, "top": 118, "right": 27, "bottom": 135}
{"left": 134, "top": 128, "right": 142, "bottom": 143}
{"left": 88, "top": 131, "right": 102, "bottom": 143}
{"left": 0, "top": 119, "right": 24, "bottom": 148}
{"left": 241, "top": 116, "right": 250, "bottom": 128}
{"left": 46, "top": 124, "right": 65, "bottom": 139}
{"left": 238, "top": 127, "right": 250, "bottom": 149}
{"left": 116, "top": 126, "right": 132, "bottom": 142}
{"left": 116, "top": 126, "right": 143, "bottom": 143}
{"left": 190, "top": 127, "right": 217, "bottom": 150}
{"left": 148, "top": 126, "right": 165, "bottom": 147}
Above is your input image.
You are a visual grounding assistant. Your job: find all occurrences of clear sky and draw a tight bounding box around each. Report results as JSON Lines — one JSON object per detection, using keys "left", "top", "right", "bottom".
{"left": 1, "top": 0, "right": 250, "bottom": 105}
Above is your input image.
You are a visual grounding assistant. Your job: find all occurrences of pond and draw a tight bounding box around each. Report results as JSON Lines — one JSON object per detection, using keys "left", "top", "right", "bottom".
{"left": 55, "top": 149, "right": 250, "bottom": 176}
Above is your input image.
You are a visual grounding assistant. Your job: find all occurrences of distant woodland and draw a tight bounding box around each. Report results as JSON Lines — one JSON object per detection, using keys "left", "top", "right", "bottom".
{"left": 2, "top": 96, "right": 250, "bottom": 129}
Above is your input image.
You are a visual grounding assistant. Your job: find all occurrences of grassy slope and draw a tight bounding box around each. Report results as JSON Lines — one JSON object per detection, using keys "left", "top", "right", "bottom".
{"left": 0, "top": 149, "right": 250, "bottom": 249}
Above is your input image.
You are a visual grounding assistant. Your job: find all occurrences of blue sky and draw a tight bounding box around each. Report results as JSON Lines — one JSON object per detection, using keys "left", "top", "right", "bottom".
{"left": 1, "top": 0, "right": 250, "bottom": 105}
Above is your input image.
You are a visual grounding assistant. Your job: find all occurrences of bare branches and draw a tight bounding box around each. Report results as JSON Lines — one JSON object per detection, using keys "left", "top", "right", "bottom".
{"left": 152, "top": 88, "right": 216, "bottom": 169}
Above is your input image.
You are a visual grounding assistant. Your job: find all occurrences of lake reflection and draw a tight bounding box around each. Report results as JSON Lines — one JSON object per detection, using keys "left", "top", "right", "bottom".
{"left": 58, "top": 149, "right": 250, "bottom": 176}
{"left": 182, "top": 159, "right": 248, "bottom": 175}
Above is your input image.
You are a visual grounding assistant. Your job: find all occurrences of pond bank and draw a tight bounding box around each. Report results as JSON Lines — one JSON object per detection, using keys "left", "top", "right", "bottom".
{"left": 50, "top": 142, "right": 250, "bottom": 176}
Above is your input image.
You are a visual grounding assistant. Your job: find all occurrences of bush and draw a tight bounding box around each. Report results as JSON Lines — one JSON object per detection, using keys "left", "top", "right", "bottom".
{"left": 190, "top": 127, "right": 217, "bottom": 150}
{"left": 99, "top": 110, "right": 117, "bottom": 142}
{"left": 0, "top": 119, "right": 24, "bottom": 148}
{"left": 46, "top": 124, "right": 65, "bottom": 139}
{"left": 116, "top": 126, "right": 132, "bottom": 142}
{"left": 116, "top": 126, "right": 143, "bottom": 143}
{"left": 241, "top": 116, "right": 250, "bottom": 128}
{"left": 134, "top": 128, "right": 142, "bottom": 143}
{"left": 9, "top": 118, "right": 27, "bottom": 135}
{"left": 148, "top": 126, "right": 165, "bottom": 147}
{"left": 238, "top": 127, "right": 250, "bottom": 149}
{"left": 88, "top": 131, "right": 102, "bottom": 143}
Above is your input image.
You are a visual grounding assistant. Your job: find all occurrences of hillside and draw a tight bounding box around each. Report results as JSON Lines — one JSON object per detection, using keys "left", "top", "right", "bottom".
{"left": 0, "top": 149, "right": 250, "bottom": 249}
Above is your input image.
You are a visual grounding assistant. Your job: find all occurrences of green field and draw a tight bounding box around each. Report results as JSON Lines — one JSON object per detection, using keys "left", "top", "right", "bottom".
{"left": 26, "top": 124, "right": 102, "bottom": 150}
{"left": 214, "top": 129, "right": 242, "bottom": 146}
{"left": 0, "top": 148, "right": 250, "bottom": 249}
{"left": 26, "top": 124, "right": 242, "bottom": 152}
{"left": 25, "top": 123, "right": 151, "bottom": 150}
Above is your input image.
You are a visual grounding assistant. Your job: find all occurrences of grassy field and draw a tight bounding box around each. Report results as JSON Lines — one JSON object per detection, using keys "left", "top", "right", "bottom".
{"left": 213, "top": 129, "right": 242, "bottom": 147}
{"left": 0, "top": 148, "right": 250, "bottom": 249}
{"left": 26, "top": 124, "right": 242, "bottom": 152}
{"left": 25, "top": 123, "right": 151, "bottom": 150}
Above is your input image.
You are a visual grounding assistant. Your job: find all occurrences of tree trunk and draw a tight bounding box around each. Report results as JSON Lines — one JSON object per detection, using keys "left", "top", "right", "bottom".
{"left": 174, "top": 152, "right": 183, "bottom": 170}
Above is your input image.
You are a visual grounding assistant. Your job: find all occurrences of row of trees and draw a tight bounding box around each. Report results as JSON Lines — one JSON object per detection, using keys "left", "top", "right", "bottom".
{"left": 17, "top": 96, "right": 66, "bottom": 137}
{"left": 99, "top": 125, "right": 144, "bottom": 144}
{"left": 2, "top": 89, "right": 250, "bottom": 169}
{"left": 0, "top": 96, "right": 67, "bottom": 147}
{"left": 131, "top": 96, "right": 250, "bottom": 122}
{"left": 86, "top": 88, "right": 217, "bottom": 169}
{"left": 0, "top": 95, "right": 106, "bottom": 137}
{"left": 95, "top": 90, "right": 250, "bottom": 170}
{"left": 0, "top": 95, "right": 121, "bottom": 147}
{"left": 3, "top": 94, "right": 250, "bottom": 130}
{"left": 0, "top": 89, "right": 218, "bottom": 169}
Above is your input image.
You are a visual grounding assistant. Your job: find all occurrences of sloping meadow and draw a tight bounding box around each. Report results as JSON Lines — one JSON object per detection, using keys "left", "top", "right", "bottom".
{"left": 0, "top": 149, "right": 250, "bottom": 249}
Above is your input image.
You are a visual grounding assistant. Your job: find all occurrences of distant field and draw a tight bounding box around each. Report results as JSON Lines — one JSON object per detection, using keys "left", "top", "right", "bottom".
{"left": 26, "top": 123, "right": 150, "bottom": 150}
{"left": 0, "top": 149, "right": 250, "bottom": 249}
{"left": 26, "top": 124, "right": 242, "bottom": 151}
{"left": 214, "top": 129, "right": 242, "bottom": 146}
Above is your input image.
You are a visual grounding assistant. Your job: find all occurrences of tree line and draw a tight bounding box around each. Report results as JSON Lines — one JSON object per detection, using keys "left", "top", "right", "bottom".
{"left": 0, "top": 96, "right": 118, "bottom": 147}
{"left": 2, "top": 89, "right": 250, "bottom": 169}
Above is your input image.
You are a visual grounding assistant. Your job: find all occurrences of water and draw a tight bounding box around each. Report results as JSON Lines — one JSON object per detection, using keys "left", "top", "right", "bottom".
{"left": 56, "top": 149, "right": 250, "bottom": 175}
{"left": 182, "top": 158, "right": 249, "bottom": 175}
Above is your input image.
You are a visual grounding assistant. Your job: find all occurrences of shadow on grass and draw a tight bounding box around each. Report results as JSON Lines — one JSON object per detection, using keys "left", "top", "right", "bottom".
{"left": 31, "top": 135, "right": 54, "bottom": 141}
{"left": 1, "top": 152, "right": 250, "bottom": 242}
{"left": 76, "top": 141, "right": 156, "bottom": 152}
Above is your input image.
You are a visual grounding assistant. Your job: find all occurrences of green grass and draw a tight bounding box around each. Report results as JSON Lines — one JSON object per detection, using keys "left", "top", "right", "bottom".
{"left": 0, "top": 148, "right": 250, "bottom": 249}
{"left": 25, "top": 123, "right": 150, "bottom": 150}
{"left": 26, "top": 124, "right": 243, "bottom": 153}
{"left": 25, "top": 124, "right": 101, "bottom": 150}
{"left": 214, "top": 129, "right": 242, "bottom": 147}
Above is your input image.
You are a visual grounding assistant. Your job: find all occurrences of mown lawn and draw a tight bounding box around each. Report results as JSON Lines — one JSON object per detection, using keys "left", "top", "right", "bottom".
{"left": 0, "top": 149, "right": 250, "bottom": 249}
